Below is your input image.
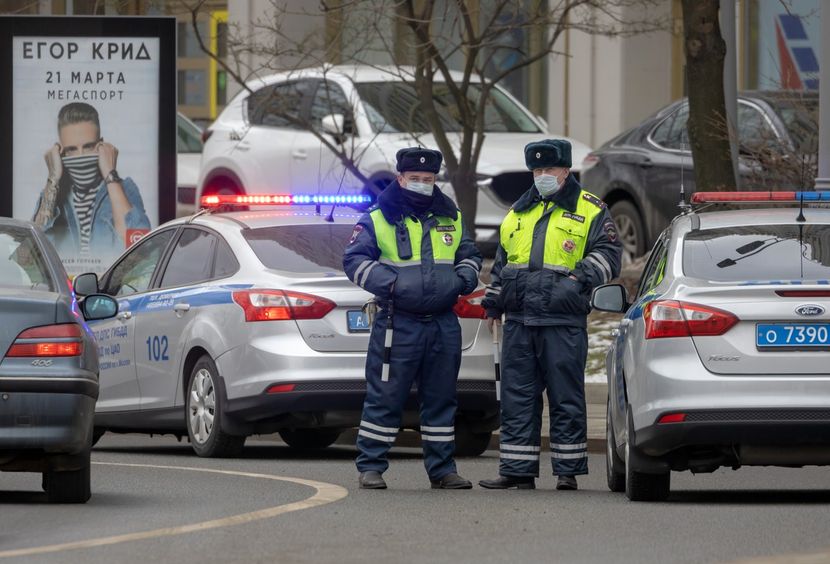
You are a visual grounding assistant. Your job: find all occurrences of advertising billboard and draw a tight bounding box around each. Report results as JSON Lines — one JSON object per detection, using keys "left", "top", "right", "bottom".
{"left": 0, "top": 17, "right": 175, "bottom": 276}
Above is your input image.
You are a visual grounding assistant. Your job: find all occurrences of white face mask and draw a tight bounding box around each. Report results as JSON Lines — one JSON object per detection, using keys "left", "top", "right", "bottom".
{"left": 402, "top": 180, "right": 434, "bottom": 196}
{"left": 534, "top": 173, "right": 560, "bottom": 197}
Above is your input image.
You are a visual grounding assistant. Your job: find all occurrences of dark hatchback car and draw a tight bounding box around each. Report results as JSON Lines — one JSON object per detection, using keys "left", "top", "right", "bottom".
{"left": 582, "top": 91, "right": 818, "bottom": 262}
{"left": 0, "top": 218, "right": 117, "bottom": 503}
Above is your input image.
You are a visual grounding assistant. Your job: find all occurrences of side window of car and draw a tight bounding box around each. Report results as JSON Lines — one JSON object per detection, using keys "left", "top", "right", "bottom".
{"left": 213, "top": 238, "right": 239, "bottom": 278}
{"left": 247, "top": 80, "right": 316, "bottom": 129}
{"left": 160, "top": 228, "right": 218, "bottom": 288}
{"left": 104, "top": 230, "right": 176, "bottom": 296}
{"left": 635, "top": 236, "right": 667, "bottom": 299}
{"left": 309, "top": 81, "right": 354, "bottom": 134}
{"left": 652, "top": 104, "right": 689, "bottom": 151}
{"left": 738, "top": 102, "right": 778, "bottom": 152}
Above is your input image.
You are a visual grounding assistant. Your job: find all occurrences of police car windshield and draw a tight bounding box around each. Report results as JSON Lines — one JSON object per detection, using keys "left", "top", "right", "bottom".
{"left": 243, "top": 224, "right": 352, "bottom": 273}
{"left": 683, "top": 224, "right": 830, "bottom": 282}
{"left": 356, "top": 82, "right": 541, "bottom": 134}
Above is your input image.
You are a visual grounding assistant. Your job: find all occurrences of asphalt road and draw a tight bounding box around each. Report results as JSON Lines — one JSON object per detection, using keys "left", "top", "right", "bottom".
{"left": 2, "top": 434, "right": 830, "bottom": 564}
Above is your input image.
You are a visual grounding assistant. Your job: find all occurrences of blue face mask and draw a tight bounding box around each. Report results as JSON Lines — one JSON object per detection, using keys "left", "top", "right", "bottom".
{"left": 534, "top": 174, "right": 560, "bottom": 197}
{"left": 403, "top": 180, "right": 434, "bottom": 196}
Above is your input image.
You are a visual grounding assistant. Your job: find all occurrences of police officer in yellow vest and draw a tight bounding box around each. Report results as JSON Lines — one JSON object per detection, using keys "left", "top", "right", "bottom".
{"left": 344, "top": 147, "right": 482, "bottom": 490}
{"left": 479, "top": 139, "right": 622, "bottom": 491}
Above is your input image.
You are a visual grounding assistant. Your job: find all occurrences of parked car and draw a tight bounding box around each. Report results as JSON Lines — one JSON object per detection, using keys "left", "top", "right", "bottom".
{"left": 582, "top": 91, "right": 819, "bottom": 263}
{"left": 0, "top": 218, "right": 117, "bottom": 503}
{"left": 197, "top": 64, "right": 591, "bottom": 252}
{"left": 594, "top": 191, "right": 830, "bottom": 501}
{"left": 176, "top": 112, "right": 204, "bottom": 218}
{"left": 81, "top": 197, "right": 498, "bottom": 457}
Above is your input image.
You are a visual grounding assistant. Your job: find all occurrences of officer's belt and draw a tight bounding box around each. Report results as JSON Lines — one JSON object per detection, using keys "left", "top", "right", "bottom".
{"left": 380, "top": 308, "right": 450, "bottom": 322}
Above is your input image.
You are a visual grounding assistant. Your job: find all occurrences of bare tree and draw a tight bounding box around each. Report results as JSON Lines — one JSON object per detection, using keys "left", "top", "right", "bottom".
{"left": 183, "top": 0, "right": 666, "bottom": 229}
{"left": 681, "top": 0, "right": 736, "bottom": 192}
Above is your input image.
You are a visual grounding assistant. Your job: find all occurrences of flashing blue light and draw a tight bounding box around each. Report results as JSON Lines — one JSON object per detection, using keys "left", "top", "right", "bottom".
{"left": 795, "top": 191, "right": 830, "bottom": 201}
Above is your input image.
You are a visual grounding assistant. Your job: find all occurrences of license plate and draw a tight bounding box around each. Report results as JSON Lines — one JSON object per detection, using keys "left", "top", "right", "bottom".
{"left": 347, "top": 310, "right": 371, "bottom": 333}
{"left": 756, "top": 323, "right": 830, "bottom": 349}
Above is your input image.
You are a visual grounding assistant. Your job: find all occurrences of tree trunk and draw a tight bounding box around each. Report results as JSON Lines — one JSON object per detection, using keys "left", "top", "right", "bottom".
{"left": 681, "top": 0, "right": 736, "bottom": 192}
{"left": 450, "top": 165, "right": 479, "bottom": 236}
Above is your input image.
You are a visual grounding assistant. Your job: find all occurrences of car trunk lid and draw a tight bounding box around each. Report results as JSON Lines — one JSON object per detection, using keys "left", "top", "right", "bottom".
{"left": 677, "top": 284, "right": 830, "bottom": 375}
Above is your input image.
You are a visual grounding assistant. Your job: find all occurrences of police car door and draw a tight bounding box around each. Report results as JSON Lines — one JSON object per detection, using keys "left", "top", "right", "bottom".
{"left": 133, "top": 227, "right": 236, "bottom": 411}
{"left": 93, "top": 228, "right": 177, "bottom": 412}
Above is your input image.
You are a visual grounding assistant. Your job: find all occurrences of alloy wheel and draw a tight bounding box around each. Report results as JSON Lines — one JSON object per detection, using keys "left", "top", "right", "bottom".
{"left": 189, "top": 368, "right": 216, "bottom": 444}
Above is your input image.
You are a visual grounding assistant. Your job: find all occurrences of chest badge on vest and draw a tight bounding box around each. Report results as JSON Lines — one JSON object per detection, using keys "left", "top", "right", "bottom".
{"left": 562, "top": 239, "right": 576, "bottom": 253}
{"left": 442, "top": 233, "right": 454, "bottom": 246}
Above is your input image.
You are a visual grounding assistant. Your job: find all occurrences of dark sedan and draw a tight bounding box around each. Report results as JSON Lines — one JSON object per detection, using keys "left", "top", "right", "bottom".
{"left": 0, "top": 218, "right": 117, "bottom": 503}
{"left": 581, "top": 91, "right": 818, "bottom": 262}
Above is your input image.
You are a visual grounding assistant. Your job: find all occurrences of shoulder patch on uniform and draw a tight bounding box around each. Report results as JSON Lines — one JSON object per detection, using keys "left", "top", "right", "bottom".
{"left": 434, "top": 225, "right": 456, "bottom": 232}
{"left": 603, "top": 219, "right": 618, "bottom": 243}
{"left": 349, "top": 224, "right": 364, "bottom": 244}
{"left": 581, "top": 192, "right": 606, "bottom": 209}
{"left": 562, "top": 212, "right": 585, "bottom": 223}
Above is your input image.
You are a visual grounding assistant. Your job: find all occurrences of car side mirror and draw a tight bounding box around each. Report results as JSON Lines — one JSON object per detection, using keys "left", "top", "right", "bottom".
{"left": 81, "top": 294, "right": 118, "bottom": 321}
{"left": 591, "top": 284, "right": 629, "bottom": 313}
{"left": 73, "top": 272, "right": 99, "bottom": 296}
{"left": 321, "top": 113, "right": 345, "bottom": 138}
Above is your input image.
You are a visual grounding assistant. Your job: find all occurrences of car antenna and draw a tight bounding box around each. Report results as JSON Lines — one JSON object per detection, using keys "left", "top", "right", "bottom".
{"left": 678, "top": 142, "right": 691, "bottom": 214}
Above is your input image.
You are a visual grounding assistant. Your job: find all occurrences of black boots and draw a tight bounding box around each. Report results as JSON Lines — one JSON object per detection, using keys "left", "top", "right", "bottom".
{"left": 430, "top": 472, "right": 473, "bottom": 489}
{"left": 478, "top": 475, "right": 536, "bottom": 489}
{"left": 556, "top": 475, "right": 578, "bottom": 490}
{"left": 358, "top": 471, "right": 387, "bottom": 489}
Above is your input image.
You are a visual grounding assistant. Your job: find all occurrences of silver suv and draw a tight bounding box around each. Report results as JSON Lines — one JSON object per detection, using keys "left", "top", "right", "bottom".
{"left": 593, "top": 192, "right": 830, "bottom": 501}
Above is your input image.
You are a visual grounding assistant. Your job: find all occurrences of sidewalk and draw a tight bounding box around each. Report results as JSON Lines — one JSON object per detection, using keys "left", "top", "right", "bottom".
{"left": 338, "top": 381, "right": 608, "bottom": 453}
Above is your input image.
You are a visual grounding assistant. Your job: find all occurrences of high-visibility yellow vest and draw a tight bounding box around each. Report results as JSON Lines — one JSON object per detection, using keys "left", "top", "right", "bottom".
{"left": 500, "top": 191, "right": 604, "bottom": 270}
{"left": 369, "top": 209, "right": 462, "bottom": 265}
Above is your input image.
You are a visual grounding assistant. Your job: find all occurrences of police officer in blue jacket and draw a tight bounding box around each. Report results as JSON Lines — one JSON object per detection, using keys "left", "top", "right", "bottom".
{"left": 479, "top": 139, "right": 622, "bottom": 491}
{"left": 343, "top": 147, "right": 482, "bottom": 490}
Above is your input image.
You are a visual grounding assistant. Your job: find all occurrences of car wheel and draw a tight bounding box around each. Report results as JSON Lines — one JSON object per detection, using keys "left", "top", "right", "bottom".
{"left": 278, "top": 429, "right": 341, "bottom": 450}
{"left": 606, "top": 399, "right": 625, "bottom": 492}
{"left": 454, "top": 422, "right": 492, "bottom": 457}
{"left": 609, "top": 200, "right": 646, "bottom": 265}
{"left": 45, "top": 449, "right": 91, "bottom": 504}
{"left": 624, "top": 406, "right": 670, "bottom": 501}
{"left": 186, "top": 356, "right": 246, "bottom": 458}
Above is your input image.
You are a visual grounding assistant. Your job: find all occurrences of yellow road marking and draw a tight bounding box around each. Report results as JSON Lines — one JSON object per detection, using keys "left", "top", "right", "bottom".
{"left": 0, "top": 461, "right": 349, "bottom": 559}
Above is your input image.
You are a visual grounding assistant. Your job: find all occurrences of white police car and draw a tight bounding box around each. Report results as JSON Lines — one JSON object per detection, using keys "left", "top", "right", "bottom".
{"left": 80, "top": 194, "right": 498, "bottom": 457}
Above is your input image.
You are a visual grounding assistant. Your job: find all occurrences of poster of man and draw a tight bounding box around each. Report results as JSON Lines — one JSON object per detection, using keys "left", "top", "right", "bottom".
{"left": 10, "top": 34, "right": 161, "bottom": 275}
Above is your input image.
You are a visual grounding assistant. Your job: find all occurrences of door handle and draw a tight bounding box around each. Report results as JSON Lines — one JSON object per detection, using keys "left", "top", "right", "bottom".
{"left": 292, "top": 150, "right": 308, "bottom": 160}
{"left": 638, "top": 158, "right": 653, "bottom": 168}
{"left": 174, "top": 303, "right": 191, "bottom": 313}
{"left": 117, "top": 311, "right": 132, "bottom": 321}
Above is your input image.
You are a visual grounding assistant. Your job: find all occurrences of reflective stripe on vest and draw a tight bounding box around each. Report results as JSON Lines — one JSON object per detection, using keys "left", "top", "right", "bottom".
{"left": 499, "top": 191, "right": 603, "bottom": 270}
{"left": 369, "top": 209, "right": 462, "bottom": 264}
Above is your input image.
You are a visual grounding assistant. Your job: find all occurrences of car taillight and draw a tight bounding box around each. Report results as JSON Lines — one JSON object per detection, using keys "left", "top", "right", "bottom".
{"left": 201, "top": 129, "right": 213, "bottom": 144}
{"left": 658, "top": 413, "right": 687, "bottom": 424}
{"left": 644, "top": 300, "right": 738, "bottom": 339}
{"left": 453, "top": 289, "right": 487, "bottom": 319}
{"left": 232, "top": 290, "right": 336, "bottom": 322}
{"left": 6, "top": 323, "right": 84, "bottom": 357}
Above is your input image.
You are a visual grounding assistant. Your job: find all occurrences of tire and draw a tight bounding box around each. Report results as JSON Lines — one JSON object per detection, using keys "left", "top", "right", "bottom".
{"left": 186, "top": 355, "right": 246, "bottom": 458}
{"left": 606, "top": 398, "right": 625, "bottom": 492}
{"left": 279, "top": 429, "right": 341, "bottom": 450}
{"left": 624, "top": 406, "right": 670, "bottom": 501}
{"left": 454, "top": 423, "right": 492, "bottom": 457}
{"left": 609, "top": 200, "right": 646, "bottom": 265}
{"left": 45, "top": 449, "right": 91, "bottom": 504}
{"left": 91, "top": 428, "right": 106, "bottom": 447}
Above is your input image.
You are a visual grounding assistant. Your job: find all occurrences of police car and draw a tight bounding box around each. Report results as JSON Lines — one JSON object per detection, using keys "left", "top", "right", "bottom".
{"left": 593, "top": 191, "right": 830, "bottom": 501}
{"left": 78, "top": 194, "right": 498, "bottom": 457}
